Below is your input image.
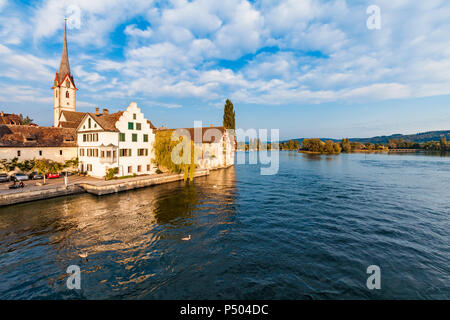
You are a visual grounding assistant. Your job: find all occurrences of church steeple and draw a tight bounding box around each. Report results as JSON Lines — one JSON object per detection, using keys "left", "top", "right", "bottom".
{"left": 57, "top": 18, "right": 75, "bottom": 87}
{"left": 53, "top": 19, "right": 77, "bottom": 127}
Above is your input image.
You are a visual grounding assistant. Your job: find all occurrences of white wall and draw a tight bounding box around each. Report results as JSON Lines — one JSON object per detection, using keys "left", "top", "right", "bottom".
{"left": 0, "top": 147, "right": 77, "bottom": 163}
{"left": 77, "top": 102, "right": 156, "bottom": 178}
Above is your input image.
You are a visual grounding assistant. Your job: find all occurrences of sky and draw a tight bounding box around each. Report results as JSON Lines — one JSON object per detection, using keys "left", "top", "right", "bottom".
{"left": 0, "top": 0, "right": 450, "bottom": 140}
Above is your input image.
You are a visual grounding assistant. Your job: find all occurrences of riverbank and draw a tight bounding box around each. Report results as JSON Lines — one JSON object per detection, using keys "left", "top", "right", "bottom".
{"left": 0, "top": 167, "right": 231, "bottom": 206}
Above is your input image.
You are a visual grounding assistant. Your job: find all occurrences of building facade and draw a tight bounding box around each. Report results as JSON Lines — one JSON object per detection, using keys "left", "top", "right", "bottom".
{"left": 77, "top": 102, "right": 156, "bottom": 178}
{"left": 0, "top": 125, "right": 77, "bottom": 163}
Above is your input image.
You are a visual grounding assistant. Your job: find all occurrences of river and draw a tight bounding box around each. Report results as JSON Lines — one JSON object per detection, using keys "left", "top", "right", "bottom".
{"left": 0, "top": 152, "right": 448, "bottom": 299}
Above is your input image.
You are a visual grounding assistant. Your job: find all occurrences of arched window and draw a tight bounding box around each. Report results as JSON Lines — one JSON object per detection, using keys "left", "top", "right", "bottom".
{"left": 66, "top": 91, "right": 70, "bottom": 98}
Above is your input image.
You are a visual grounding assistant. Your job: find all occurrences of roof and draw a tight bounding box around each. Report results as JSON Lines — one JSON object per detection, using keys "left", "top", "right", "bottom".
{"left": 79, "top": 111, "right": 124, "bottom": 132}
{"left": 147, "top": 119, "right": 156, "bottom": 129}
{"left": 58, "top": 111, "right": 87, "bottom": 128}
{"left": 0, "top": 113, "right": 24, "bottom": 125}
{"left": 0, "top": 125, "right": 77, "bottom": 147}
{"left": 57, "top": 20, "right": 75, "bottom": 87}
{"left": 156, "top": 126, "right": 226, "bottom": 143}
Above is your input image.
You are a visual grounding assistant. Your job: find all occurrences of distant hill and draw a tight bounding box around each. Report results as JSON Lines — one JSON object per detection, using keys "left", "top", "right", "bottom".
{"left": 283, "top": 130, "right": 450, "bottom": 145}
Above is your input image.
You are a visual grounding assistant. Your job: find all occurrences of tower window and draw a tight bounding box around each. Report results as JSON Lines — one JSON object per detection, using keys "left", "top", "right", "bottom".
{"left": 66, "top": 91, "right": 70, "bottom": 98}
{"left": 39, "top": 150, "right": 42, "bottom": 156}
{"left": 56, "top": 91, "right": 58, "bottom": 98}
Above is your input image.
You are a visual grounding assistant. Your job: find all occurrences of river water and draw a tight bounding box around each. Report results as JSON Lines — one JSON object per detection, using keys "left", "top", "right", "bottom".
{"left": 0, "top": 152, "right": 448, "bottom": 299}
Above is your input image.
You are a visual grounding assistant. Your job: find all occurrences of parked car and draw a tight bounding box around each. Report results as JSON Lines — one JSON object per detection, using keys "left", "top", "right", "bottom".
{"left": 0, "top": 173, "right": 10, "bottom": 183}
{"left": 10, "top": 173, "right": 29, "bottom": 181}
{"left": 29, "top": 171, "right": 44, "bottom": 180}
{"left": 46, "top": 173, "right": 60, "bottom": 179}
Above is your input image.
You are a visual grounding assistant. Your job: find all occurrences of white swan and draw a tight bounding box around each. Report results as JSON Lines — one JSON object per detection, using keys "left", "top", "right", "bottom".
{"left": 181, "top": 235, "right": 191, "bottom": 241}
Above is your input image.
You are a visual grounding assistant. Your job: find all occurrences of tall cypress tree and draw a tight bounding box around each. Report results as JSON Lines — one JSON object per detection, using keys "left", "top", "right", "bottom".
{"left": 223, "top": 99, "right": 235, "bottom": 130}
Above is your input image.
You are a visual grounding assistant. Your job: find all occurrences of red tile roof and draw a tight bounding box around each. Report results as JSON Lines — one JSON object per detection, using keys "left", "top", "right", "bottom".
{"left": 0, "top": 125, "right": 77, "bottom": 147}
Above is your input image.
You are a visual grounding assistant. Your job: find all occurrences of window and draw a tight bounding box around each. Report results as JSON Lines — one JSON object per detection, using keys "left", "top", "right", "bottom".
{"left": 17, "top": 150, "right": 20, "bottom": 156}
{"left": 143, "top": 134, "right": 148, "bottom": 142}
{"left": 87, "top": 164, "right": 92, "bottom": 171}
{"left": 59, "top": 150, "right": 63, "bottom": 155}
{"left": 133, "top": 113, "right": 136, "bottom": 119}
{"left": 128, "top": 166, "right": 132, "bottom": 173}
{"left": 119, "top": 133, "right": 125, "bottom": 142}
{"left": 113, "top": 151, "right": 117, "bottom": 158}
{"left": 39, "top": 150, "right": 42, "bottom": 156}
{"left": 66, "top": 80, "right": 70, "bottom": 88}
{"left": 88, "top": 118, "right": 91, "bottom": 129}
{"left": 95, "top": 133, "right": 98, "bottom": 142}
{"left": 128, "top": 122, "right": 134, "bottom": 130}
{"left": 94, "top": 149, "right": 98, "bottom": 157}
{"left": 147, "top": 164, "right": 150, "bottom": 171}
{"left": 83, "top": 134, "right": 87, "bottom": 142}
{"left": 56, "top": 91, "right": 58, "bottom": 98}
{"left": 136, "top": 123, "right": 141, "bottom": 130}
{"left": 137, "top": 165, "right": 141, "bottom": 172}
{"left": 132, "top": 134, "right": 138, "bottom": 142}
{"left": 119, "top": 149, "right": 132, "bottom": 157}
{"left": 101, "top": 151, "right": 105, "bottom": 158}
{"left": 80, "top": 149, "right": 84, "bottom": 156}
{"left": 106, "top": 151, "right": 111, "bottom": 158}
{"left": 66, "top": 91, "right": 70, "bottom": 98}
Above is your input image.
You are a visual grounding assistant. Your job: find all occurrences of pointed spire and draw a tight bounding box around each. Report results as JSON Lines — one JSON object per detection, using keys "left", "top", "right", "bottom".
{"left": 57, "top": 18, "right": 72, "bottom": 85}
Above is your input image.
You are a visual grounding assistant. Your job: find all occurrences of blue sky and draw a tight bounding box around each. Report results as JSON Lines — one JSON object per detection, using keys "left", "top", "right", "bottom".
{"left": 0, "top": 0, "right": 450, "bottom": 140}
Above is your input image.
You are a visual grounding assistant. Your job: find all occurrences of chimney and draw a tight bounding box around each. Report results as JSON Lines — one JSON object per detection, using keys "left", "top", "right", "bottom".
{"left": 95, "top": 107, "right": 100, "bottom": 115}
{"left": 103, "top": 108, "right": 109, "bottom": 115}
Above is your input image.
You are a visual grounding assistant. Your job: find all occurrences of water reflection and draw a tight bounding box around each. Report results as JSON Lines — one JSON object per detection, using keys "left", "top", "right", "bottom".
{"left": 0, "top": 167, "right": 237, "bottom": 299}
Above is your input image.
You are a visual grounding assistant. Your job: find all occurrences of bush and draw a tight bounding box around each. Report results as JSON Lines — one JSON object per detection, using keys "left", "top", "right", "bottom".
{"left": 105, "top": 167, "right": 119, "bottom": 180}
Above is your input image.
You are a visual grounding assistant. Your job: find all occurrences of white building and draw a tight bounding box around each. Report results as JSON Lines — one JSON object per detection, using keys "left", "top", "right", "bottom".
{"left": 0, "top": 125, "right": 77, "bottom": 163}
{"left": 156, "top": 126, "right": 235, "bottom": 170}
{"left": 77, "top": 102, "right": 156, "bottom": 178}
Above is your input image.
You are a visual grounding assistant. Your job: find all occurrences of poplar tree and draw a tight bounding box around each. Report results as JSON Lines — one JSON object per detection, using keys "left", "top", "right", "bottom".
{"left": 223, "top": 99, "right": 235, "bottom": 130}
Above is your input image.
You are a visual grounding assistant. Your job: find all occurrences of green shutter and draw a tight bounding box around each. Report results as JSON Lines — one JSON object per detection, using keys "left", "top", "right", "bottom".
{"left": 128, "top": 122, "right": 134, "bottom": 130}
{"left": 132, "top": 134, "right": 137, "bottom": 142}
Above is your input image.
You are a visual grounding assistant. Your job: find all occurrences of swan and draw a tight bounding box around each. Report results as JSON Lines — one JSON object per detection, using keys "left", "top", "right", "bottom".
{"left": 181, "top": 235, "right": 191, "bottom": 241}
{"left": 79, "top": 252, "right": 88, "bottom": 259}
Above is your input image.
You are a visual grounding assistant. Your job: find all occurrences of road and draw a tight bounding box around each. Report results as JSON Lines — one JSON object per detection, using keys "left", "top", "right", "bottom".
{"left": 0, "top": 175, "right": 101, "bottom": 194}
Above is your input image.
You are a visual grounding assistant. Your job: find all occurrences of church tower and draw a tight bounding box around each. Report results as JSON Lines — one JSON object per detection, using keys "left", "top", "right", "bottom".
{"left": 52, "top": 19, "right": 77, "bottom": 127}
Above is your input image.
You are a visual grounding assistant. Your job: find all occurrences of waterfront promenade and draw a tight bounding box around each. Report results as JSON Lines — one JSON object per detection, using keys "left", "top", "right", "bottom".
{"left": 0, "top": 168, "right": 214, "bottom": 206}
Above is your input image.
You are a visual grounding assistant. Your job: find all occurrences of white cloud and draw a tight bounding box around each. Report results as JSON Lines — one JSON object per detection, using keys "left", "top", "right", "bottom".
{"left": 1, "top": 0, "right": 450, "bottom": 111}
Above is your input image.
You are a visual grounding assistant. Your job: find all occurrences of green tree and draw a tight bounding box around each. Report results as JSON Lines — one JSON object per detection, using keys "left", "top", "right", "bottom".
{"left": 64, "top": 157, "right": 79, "bottom": 172}
{"left": 341, "top": 138, "right": 351, "bottom": 153}
{"left": 33, "top": 159, "right": 51, "bottom": 184}
{"left": 152, "top": 130, "right": 185, "bottom": 173}
{"left": 22, "top": 116, "right": 34, "bottom": 125}
{"left": 223, "top": 99, "right": 236, "bottom": 130}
